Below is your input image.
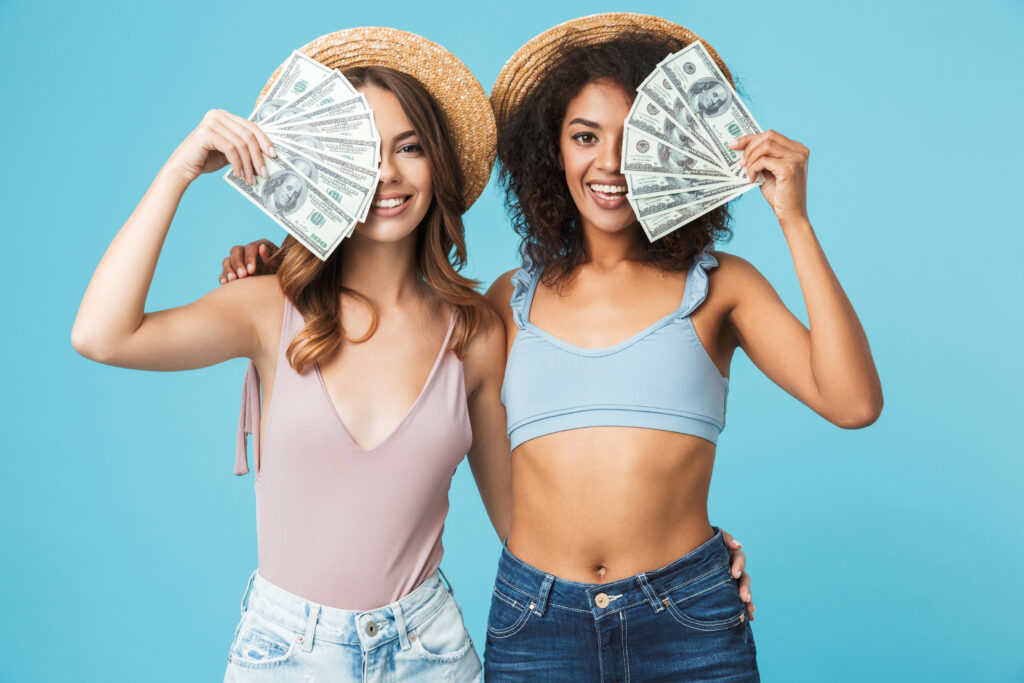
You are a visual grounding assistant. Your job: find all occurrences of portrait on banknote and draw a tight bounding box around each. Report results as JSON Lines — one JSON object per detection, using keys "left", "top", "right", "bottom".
{"left": 262, "top": 170, "right": 308, "bottom": 216}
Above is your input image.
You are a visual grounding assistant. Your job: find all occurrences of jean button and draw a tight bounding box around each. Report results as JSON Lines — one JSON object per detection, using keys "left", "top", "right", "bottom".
{"left": 366, "top": 621, "right": 379, "bottom": 636}
{"left": 594, "top": 592, "right": 610, "bottom": 609}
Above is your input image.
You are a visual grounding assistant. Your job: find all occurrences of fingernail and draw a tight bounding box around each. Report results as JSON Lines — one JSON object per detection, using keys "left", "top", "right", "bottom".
{"left": 236, "top": 268, "right": 246, "bottom": 278}
{"left": 268, "top": 146, "right": 276, "bottom": 157}
{"left": 219, "top": 278, "right": 226, "bottom": 285}
{"left": 260, "top": 166, "right": 267, "bottom": 177}
{"left": 247, "top": 263, "right": 256, "bottom": 274}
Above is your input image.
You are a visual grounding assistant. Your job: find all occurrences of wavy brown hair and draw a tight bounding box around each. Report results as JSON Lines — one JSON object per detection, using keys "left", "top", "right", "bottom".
{"left": 498, "top": 34, "right": 734, "bottom": 287}
{"left": 272, "top": 66, "right": 485, "bottom": 374}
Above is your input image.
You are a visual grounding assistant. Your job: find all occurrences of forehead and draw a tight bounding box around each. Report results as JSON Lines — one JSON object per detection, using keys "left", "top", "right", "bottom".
{"left": 359, "top": 84, "right": 413, "bottom": 137}
{"left": 564, "top": 80, "right": 634, "bottom": 124}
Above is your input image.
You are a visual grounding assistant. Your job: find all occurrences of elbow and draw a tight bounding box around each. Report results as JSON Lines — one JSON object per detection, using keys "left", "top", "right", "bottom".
{"left": 71, "top": 322, "right": 117, "bottom": 364}
{"left": 831, "top": 393, "right": 884, "bottom": 430}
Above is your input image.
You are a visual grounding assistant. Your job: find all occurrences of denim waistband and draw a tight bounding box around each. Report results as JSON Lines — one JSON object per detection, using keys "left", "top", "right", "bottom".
{"left": 494, "top": 529, "right": 732, "bottom": 620}
{"left": 239, "top": 570, "right": 453, "bottom": 652}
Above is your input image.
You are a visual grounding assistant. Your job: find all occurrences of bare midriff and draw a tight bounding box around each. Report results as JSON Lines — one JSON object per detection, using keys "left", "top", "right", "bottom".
{"left": 506, "top": 426, "right": 716, "bottom": 584}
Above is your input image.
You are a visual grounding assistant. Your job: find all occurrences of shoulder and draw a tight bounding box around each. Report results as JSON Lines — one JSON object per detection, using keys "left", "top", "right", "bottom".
{"left": 485, "top": 269, "right": 518, "bottom": 312}
{"left": 462, "top": 303, "right": 507, "bottom": 393}
{"left": 706, "top": 250, "right": 777, "bottom": 310}
{"left": 213, "top": 274, "right": 285, "bottom": 353}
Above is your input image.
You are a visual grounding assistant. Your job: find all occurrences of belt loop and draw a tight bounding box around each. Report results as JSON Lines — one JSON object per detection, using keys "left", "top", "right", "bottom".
{"left": 300, "top": 604, "right": 320, "bottom": 653}
{"left": 533, "top": 574, "right": 555, "bottom": 617}
{"left": 240, "top": 570, "right": 257, "bottom": 616}
{"left": 393, "top": 601, "right": 411, "bottom": 651}
{"left": 437, "top": 567, "right": 454, "bottom": 595}
{"left": 637, "top": 573, "right": 664, "bottom": 613}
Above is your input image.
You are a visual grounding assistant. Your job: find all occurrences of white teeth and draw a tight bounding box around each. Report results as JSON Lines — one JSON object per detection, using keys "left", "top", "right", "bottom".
{"left": 372, "top": 196, "right": 408, "bottom": 209}
{"left": 589, "top": 183, "right": 627, "bottom": 194}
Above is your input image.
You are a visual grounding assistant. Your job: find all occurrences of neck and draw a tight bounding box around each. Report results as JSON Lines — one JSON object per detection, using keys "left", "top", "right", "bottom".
{"left": 579, "top": 219, "right": 646, "bottom": 271}
{"left": 339, "top": 230, "right": 422, "bottom": 306}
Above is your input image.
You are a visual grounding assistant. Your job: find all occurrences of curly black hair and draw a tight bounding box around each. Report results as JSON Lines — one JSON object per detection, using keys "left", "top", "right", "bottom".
{"left": 497, "top": 33, "right": 734, "bottom": 287}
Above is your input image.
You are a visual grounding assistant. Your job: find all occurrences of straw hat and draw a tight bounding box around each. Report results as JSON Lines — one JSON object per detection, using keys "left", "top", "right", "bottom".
{"left": 490, "top": 13, "right": 732, "bottom": 131}
{"left": 260, "top": 28, "right": 496, "bottom": 208}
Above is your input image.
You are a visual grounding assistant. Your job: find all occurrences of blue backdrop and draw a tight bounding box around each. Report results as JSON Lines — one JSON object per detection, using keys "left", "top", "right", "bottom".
{"left": 2, "top": 1, "right": 1021, "bottom": 681}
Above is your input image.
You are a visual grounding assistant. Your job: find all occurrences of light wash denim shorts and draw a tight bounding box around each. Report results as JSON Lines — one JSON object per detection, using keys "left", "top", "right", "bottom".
{"left": 224, "top": 570, "right": 482, "bottom": 682}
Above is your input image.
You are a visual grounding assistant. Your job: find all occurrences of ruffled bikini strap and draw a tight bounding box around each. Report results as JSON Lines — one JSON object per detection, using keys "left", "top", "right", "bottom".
{"left": 677, "top": 246, "right": 720, "bottom": 318}
{"left": 235, "top": 361, "right": 260, "bottom": 475}
{"left": 509, "top": 251, "right": 542, "bottom": 329}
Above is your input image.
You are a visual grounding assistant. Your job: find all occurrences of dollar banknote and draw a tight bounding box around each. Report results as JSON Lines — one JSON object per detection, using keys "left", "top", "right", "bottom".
{"left": 621, "top": 126, "right": 734, "bottom": 178}
{"left": 640, "top": 185, "right": 751, "bottom": 241}
{"left": 625, "top": 172, "right": 742, "bottom": 198}
{"left": 658, "top": 42, "right": 762, "bottom": 168}
{"left": 626, "top": 91, "right": 724, "bottom": 170}
{"left": 227, "top": 55, "right": 382, "bottom": 255}
{"left": 251, "top": 51, "right": 333, "bottom": 125}
{"left": 630, "top": 182, "right": 754, "bottom": 220}
{"left": 224, "top": 154, "right": 358, "bottom": 259}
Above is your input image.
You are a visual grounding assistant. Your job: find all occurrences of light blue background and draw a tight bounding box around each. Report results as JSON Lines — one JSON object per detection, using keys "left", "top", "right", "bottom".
{"left": 1, "top": 1, "right": 1021, "bottom": 681}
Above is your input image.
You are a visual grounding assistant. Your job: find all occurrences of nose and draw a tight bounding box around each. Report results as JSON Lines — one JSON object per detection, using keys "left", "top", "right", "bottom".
{"left": 378, "top": 151, "right": 402, "bottom": 186}
{"left": 596, "top": 131, "right": 622, "bottom": 174}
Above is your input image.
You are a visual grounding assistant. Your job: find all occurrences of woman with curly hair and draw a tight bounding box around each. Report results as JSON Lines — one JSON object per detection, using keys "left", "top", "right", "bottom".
{"left": 482, "top": 14, "right": 882, "bottom": 681}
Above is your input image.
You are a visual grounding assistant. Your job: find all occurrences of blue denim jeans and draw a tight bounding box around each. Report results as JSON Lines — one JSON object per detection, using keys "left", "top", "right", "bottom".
{"left": 224, "top": 570, "right": 482, "bottom": 682}
{"left": 484, "top": 530, "right": 758, "bottom": 682}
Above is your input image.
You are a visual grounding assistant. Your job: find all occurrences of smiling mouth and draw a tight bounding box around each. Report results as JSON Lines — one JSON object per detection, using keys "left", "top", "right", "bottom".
{"left": 587, "top": 182, "right": 627, "bottom": 200}
{"left": 372, "top": 196, "right": 410, "bottom": 209}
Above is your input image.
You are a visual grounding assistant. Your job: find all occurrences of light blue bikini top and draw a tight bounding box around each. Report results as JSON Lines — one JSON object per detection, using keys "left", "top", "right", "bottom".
{"left": 500, "top": 248, "right": 729, "bottom": 451}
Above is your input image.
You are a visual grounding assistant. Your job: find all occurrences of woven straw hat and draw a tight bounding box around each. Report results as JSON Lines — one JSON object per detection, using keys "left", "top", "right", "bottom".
{"left": 490, "top": 13, "right": 732, "bottom": 131}
{"left": 260, "top": 28, "right": 496, "bottom": 208}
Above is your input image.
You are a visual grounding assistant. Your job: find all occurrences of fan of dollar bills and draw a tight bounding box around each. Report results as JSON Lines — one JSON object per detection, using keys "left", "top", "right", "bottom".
{"left": 623, "top": 42, "right": 764, "bottom": 242}
{"left": 225, "top": 51, "right": 382, "bottom": 261}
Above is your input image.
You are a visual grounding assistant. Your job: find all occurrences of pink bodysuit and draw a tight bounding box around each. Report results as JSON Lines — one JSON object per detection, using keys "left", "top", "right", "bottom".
{"left": 236, "top": 299, "right": 472, "bottom": 610}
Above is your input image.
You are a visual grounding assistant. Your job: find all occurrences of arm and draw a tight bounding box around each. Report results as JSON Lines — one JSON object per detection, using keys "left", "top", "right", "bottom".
{"left": 724, "top": 131, "right": 883, "bottom": 427}
{"left": 72, "top": 109, "right": 278, "bottom": 370}
{"left": 463, "top": 305, "right": 514, "bottom": 540}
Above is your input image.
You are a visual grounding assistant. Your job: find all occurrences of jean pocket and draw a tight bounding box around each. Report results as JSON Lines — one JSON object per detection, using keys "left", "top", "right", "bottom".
{"left": 409, "top": 594, "right": 475, "bottom": 663}
{"left": 662, "top": 571, "right": 747, "bottom": 632}
{"left": 485, "top": 586, "right": 532, "bottom": 639}
{"left": 228, "top": 612, "right": 299, "bottom": 670}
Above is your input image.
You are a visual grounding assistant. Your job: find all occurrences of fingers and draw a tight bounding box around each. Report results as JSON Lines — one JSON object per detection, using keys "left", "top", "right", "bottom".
{"left": 738, "top": 571, "right": 755, "bottom": 620}
{"left": 244, "top": 242, "right": 262, "bottom": 274}
{"left": 729, "top": 547, "right": 747, "bottom": 579}
{"left": 735, "top": 130, "right": 807, "bottom": 183}
{"left": 219, "top": 257, "right": 230, "bottom": 285}
{"left": 229, "top": 245, "right": 247, "bottom": 279}
{"left": 223, "top": 116, "right": 270, "bottom": 180}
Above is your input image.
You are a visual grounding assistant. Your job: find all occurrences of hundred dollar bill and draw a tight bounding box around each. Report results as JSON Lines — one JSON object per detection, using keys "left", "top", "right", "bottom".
{"left": 272, "top": 145, "right": 376, "bottom": 223}
{"left": 621, "top": 126, "right": 734, "bottom": 178}
{"left": 626, "top": 172, "right": 742, "bottom": 198}
{"left": 630, "top": 181, "right": 753, "bottom": 220}
{"left": 274, "top": 138, "right": 378, "bottom": 223}
{"left": 267, "top": 113, "right": 378, "bottom": 143}
{"left": 637, "top": 70, "right": 725, "bottom": 165}
{"left": 224, "top": 153, "right": 356, "bottom": 260}
{"left": 640, "top": 184, "right": 757, "bottom": 241}
{"left": 627, "top": 91, "right": 723, "bottom": 169}
{"left": 658, "top": 42, "right": 762, "bottom": 168}
{"left": 258, "top": 70, "right": 357, "bottom": 127}
{"left": 271, "top": 131, "right": 379, "bottom": 169}
{"left": 251, "top": 51, "right": 332, "bottom": 125}
{"left": 262, "top": 94, "right": 367, "bottom": 129}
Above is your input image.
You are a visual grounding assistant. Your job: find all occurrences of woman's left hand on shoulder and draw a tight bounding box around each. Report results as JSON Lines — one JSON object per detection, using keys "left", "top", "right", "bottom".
{"left": 729, "top": 131, "right": 809, "bottom": 227}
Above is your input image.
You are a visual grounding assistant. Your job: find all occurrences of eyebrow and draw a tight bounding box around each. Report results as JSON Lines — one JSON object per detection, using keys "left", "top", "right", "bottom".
{"left": 393, "top": 130, "right": 417, "bottom": 143}
{"left": 567, "top": 117, "right": 601, "bottom": 129}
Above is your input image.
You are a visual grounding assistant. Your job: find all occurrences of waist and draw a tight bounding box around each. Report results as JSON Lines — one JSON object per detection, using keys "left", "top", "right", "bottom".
{"left": 243, "top": 570, "right": 452, "bottom": 647}
{"left": 494, "top": 529, "right": 732, "bottom": 615}
{"left": 509, "top": 431, "right": 715, "bottom": 581}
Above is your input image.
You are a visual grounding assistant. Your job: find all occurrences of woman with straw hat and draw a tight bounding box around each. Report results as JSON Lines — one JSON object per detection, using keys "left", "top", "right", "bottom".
{"left": 72, "top": 28, "right": 511, "bottom": 681}
{"left": 481, "top": 13, "right": 882, "bottom": 680}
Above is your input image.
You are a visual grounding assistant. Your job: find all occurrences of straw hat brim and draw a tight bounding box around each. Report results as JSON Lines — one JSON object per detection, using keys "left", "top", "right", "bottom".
{"left": 259, "top": 28, "right": 496, "bottom": 209}
{"left": 490, "top": 13, "right": 733, "bottom": 131}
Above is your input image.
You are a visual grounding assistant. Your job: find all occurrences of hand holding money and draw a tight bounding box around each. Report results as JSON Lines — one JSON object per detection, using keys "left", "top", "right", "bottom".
{"left": 224, "top": 51, "right": 382, "bottom": 261}
{"left": 729, "top": 131, "right": 810, "bottom": 226}
{"left": 622, "top": 41, "right": 768, "bottom": 241}
{"left": 168, "top": 109, "right": 274, "bottom": 186}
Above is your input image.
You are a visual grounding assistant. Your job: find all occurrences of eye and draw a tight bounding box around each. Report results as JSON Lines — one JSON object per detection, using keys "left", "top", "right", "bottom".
{"left": 572, "top": 132, "right": 598, "bottom": 144}
{"left": 398, "top": 143, "right": 423, "bottom": 155}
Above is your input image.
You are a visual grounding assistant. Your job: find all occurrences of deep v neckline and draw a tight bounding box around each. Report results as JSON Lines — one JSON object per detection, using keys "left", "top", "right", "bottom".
{"left": 314, "top": 315, "right": 456, "bottom": 453}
